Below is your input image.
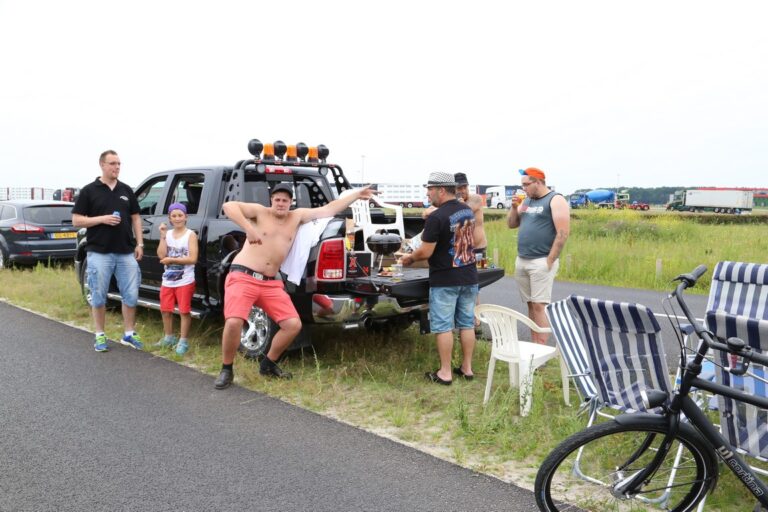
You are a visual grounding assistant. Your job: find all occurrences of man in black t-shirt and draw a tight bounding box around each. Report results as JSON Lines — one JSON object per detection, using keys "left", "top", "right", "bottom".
{"left": 72, "top": 150, "right": 145, "bottom": 353}
{"left": 400, "top": 172, "right": 479, "bottom": 385}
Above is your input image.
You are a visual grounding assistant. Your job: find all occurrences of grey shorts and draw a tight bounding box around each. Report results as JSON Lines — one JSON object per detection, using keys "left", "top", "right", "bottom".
{"left": 514, "top": 256, "right": 559, "bottom": 303}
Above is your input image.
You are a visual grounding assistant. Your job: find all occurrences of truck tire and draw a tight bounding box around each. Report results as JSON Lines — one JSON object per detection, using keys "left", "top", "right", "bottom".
{"left": 407, "top": 202, "right": 414, "bottom": 208}
{"left": 0, "top": 245, "right": 9, "bottom": 269}
{"left": 239, "top": 305, "right": 277, "bottom": 359}
{"left": 642, "top": 205, "right": 650, "bottom": 211}
{"left": 496, "top": 202, "right": 504, "bottom": 209}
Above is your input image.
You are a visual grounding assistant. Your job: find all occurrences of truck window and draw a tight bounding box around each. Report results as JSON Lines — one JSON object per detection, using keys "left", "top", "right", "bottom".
{"left": 135, "top": 177, "right": 168, "bottom": 215}
{"left": 168, "top": 174, "right": 205, "bottom": 215}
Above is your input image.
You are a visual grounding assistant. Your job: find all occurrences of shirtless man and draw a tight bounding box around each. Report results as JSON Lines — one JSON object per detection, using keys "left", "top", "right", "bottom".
{"left": 214, "top": 183, "right": 375, "bottom": 389}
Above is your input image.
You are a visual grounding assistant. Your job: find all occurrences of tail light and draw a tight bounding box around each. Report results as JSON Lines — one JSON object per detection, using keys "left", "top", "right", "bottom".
{"left": 11, "top": 223, "right": 44, "bottom": 233}
{"left": 316, "top": 239, "right": 345, "bottom": 281}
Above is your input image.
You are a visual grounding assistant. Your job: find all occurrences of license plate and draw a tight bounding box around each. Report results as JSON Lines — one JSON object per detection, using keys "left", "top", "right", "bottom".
{"left": 52, "top": 232, "right": 77, "bottom": 239}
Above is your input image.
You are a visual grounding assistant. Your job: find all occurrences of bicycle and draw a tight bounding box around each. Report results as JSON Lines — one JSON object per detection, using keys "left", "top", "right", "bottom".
{"left": 534, "top": 265, "right": 768, "bottom": 511}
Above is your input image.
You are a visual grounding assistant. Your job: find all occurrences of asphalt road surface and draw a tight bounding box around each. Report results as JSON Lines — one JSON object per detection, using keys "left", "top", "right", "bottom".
{"left": 0, "top": 302, "right": 537, "bottom": 512}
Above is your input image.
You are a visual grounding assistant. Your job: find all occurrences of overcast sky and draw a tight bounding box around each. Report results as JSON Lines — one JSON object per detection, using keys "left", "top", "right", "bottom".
{"left": 1, "top": 0, "right": 766, "bottom": 195}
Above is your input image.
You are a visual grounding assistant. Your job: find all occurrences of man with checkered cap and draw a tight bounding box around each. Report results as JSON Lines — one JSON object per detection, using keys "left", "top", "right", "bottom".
{"left": 400, "top": 171, "right": 478, "bottom": 385}
{"left": 507, "top": 167, "right": 570, "bottom": 344}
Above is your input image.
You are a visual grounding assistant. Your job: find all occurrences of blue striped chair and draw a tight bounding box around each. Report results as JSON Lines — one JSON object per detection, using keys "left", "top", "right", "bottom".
{"left": 547, "top": 295, "right": 672, "bottom": 426}
{"left": 707, "top": 261, "right": 768, "bottom": 318}
{"left": 705, "top": 261, "right": 768, "bottom": 474}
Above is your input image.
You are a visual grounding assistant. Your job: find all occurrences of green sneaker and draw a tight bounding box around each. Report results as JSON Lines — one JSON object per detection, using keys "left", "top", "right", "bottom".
{"left": 175, "top": 339, "right": 189, "bottom": 355}
{"left": 156, "top": 335, "right": 178, "bottom": 348}
{"left": 94, "top": 334, "right": 109, "bottom": 352}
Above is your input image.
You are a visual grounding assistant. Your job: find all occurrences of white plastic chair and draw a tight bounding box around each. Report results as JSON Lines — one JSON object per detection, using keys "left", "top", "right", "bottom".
{"left": 475, "top": 304, "right": 559, "bottom": 416}
{"left": 349, "top": 194, "right": 405, "bottom": 253}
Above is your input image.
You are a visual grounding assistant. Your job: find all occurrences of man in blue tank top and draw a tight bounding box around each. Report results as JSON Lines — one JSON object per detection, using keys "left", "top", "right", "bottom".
{"left": 506, "top": 167, "right": 570, "bottom": 343}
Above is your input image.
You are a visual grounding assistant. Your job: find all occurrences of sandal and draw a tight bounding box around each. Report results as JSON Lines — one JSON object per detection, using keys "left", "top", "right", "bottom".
{"left": 453, "top": 367, "right": 474, "bottom": 381}
{"left": 425, "top": 371, "right": 452, "bottom": 386}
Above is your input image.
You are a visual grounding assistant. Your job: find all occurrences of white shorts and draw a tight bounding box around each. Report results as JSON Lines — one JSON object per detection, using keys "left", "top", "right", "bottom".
{"left": 514, "top": 256, "right": 559, "bottom": 303}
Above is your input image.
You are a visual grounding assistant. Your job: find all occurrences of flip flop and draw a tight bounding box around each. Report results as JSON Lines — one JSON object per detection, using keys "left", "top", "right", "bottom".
{"left": 425, "top": 371, "right": 452, "bottom": 386}
{"left": 453, "top": 367, "right": 475, "bottom": 381}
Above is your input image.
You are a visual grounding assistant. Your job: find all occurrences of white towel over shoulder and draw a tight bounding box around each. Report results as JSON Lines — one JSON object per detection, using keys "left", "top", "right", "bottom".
{"left": 281, "top": 217, "right": 334, "bottom": 285}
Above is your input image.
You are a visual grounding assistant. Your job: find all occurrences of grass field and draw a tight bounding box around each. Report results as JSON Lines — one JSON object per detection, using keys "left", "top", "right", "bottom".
{"left": 2, "top": 211, "right": 766, "bottom": 510}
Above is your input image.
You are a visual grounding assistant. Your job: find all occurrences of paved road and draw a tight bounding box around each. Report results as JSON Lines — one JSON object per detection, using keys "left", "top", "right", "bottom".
{"left": 0, "top": 302, "right": 537, "bottom": 512}
{"left": 481, "top": 276, "right": 708, "bottom": 367}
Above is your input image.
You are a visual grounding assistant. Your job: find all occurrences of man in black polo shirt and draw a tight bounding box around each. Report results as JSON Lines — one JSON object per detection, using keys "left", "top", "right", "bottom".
{"left": 400, "top": 171, "right": 479, "bottom": 385}
{"left": 72, "top": 150, "right": 145, "bottom": 352}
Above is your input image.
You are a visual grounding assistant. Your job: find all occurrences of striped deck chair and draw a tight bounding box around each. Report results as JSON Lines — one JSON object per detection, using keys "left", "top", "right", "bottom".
{"left": 549, "top": 296, "right": 688, "bottom": 510}
{"left": 707, "top": 310, "right": 768, "bottom": 474}
{"left": 707, "top": 261, "right": 768, "bottom": 318}
{"left": 704, "top": 261, "right": 768, "bottom": 478}
{"left": 547, "top": 295, "right": 672, "bottom": 426}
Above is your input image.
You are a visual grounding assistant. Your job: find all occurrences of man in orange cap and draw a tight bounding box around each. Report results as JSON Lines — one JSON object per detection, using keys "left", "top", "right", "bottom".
{"left": 507, "top": 167, "right": 570, "bottom": 343}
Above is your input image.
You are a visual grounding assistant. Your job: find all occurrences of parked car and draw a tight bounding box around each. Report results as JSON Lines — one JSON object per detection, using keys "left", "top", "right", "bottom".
{"left": 0, "top": 200, "right": 78, "bottom": 268}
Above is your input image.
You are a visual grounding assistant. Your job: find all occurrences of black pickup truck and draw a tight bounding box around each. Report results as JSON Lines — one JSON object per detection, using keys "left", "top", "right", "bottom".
{"left": 75, "top": 140, "right": 504, "bottom": 357}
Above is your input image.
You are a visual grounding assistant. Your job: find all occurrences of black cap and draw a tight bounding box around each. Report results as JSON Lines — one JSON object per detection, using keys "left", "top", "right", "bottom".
{"left": 270, "top": 183, "right": 294, "bottom": 199}
{"left": 454, "top": 172, "right": 469, "bottom": 186}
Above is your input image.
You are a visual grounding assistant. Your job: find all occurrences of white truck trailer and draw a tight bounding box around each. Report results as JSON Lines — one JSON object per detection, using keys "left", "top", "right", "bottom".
{"left": 375, "top": 183, "right": 428, "bottom": 208}
{"left": 667, "top": 189, "right": 753, "bottom": 213}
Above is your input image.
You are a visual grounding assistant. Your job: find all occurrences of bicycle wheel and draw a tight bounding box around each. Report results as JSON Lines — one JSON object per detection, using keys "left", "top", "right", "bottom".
{"left": 535, "top": 420, "right": 717, "bottom": 511}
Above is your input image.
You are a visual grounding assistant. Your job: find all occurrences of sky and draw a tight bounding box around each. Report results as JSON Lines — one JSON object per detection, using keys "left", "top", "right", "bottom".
{"left": 1, "top": 0, "right": 766, "bottom": 195}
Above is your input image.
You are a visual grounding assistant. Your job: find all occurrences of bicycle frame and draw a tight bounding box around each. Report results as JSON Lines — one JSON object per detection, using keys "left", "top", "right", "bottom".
{"left": 622, "top": 268, "right": 768, "bottom": 507}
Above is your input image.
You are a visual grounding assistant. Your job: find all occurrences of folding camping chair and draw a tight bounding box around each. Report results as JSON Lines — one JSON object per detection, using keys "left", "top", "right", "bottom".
{"left": 475, "top": 304, "right": 561, "bottom": 416}
{"left": 546, "top": 295, "right": 673, "bottom": 427}
{"left": 679, "top": 261, "right": 768, "bottom": 409}
{"left": 704, "top": 261, "right": 768, "bottom": 482}
{"left": 547, "top": 295, "right": 692, "bottom": 510}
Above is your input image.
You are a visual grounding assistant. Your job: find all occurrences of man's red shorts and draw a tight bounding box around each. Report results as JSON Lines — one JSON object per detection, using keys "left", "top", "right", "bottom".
{"left": 160, "top": 282, "right": 195, "bottom": 314}
{"left": 224, "top": 272, "right": 298, "bottom": 323}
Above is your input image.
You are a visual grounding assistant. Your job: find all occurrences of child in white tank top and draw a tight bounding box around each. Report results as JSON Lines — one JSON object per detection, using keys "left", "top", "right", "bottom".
{"left": 157, "top": 203, "right": 199, "bottom": 355}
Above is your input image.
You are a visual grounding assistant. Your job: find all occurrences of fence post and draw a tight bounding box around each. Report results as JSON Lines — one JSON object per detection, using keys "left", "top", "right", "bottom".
{"left": 565, "top": 253, "right": 573, "bottom": 274}
{"left": 493, "top": 248, "right": 499, "bottom": 268}
{"left": 656, "top": 258, "right": 663, "bottom": 281}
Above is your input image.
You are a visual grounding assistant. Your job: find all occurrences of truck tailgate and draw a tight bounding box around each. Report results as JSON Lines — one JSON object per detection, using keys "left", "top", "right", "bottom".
{"left": 346, "top": 267, "right": 505, "bottom": 301}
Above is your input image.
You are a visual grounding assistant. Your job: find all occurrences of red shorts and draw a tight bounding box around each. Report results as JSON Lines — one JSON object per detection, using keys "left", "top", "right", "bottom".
{"left": 160, "top": 282, "right": 195, "bottom": 314}
{"left": 224, "top": 272, "right": 298, "bottom": 323}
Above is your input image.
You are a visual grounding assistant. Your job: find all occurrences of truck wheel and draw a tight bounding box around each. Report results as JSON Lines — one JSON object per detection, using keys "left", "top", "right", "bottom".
{"left": 239, "top": 305, "right": 277, "bottom": 359}
{"left": 0, "top": 245, "right": 9, "bottom": 269}
{"left": 496, "top": 203, "right": 504, "bottom": 209}
{"left": 407, "top": 202, "right": 414, "bottom": 208}
{"left": 642, "top": 205, "right": 649, "bottom": 211}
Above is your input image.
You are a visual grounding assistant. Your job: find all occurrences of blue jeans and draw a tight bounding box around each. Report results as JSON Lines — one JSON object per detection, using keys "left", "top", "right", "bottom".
{"left": 429, "top": 284, "right": 479, "bottom": 334}
{"left": 86, "top": 252, "right": 141, "bottom": 308}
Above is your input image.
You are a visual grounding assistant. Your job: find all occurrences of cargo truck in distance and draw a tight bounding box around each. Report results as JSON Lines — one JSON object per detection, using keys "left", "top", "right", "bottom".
{"left": 666, "top": 189, "right": 753, "bottom": 213}
{"left": 569, "top": 189, "right": 633, "bottom": 209}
